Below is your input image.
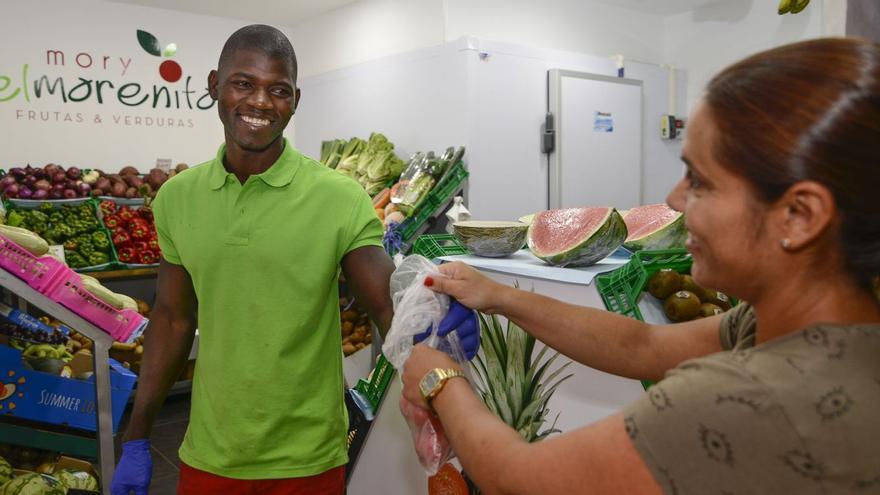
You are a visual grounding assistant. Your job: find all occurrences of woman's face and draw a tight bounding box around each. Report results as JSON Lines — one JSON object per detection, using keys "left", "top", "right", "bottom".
{"left": 666, "top": 102, "right": 773, "bottom": 297}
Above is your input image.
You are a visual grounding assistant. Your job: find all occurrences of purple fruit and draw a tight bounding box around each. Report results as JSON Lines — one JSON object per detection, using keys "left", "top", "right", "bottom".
{"left": 77, "top": 182, "right": 92, "bottom": 197}
{"left": 18, "top": 185, "right": 33, "bottom": 199}
{"left": 62, "top": 188, "right": 77, "bottom": 199}
{"left": 44, "top": 163, "right": 61, "bottom": 177}
{"left": 66, "top": 167, "right": 81, "bottom": 180}
{"left": 24, "top": 175, "right": 37, "bottom": 187}
{"left": 52, "top": 172, "right": 67, "bottom": 184}
{"left": 8, "top": 167, "right": 26, "bottom": 180}
{"left": 32, "top": 189, "right": 48, "bottom": 200}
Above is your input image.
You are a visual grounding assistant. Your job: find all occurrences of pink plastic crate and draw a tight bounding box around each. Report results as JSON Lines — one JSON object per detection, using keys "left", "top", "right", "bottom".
{"left": 0, "top": 235, "right": 68, "bottom": 294}
{"left": 47, "top": 269, "right": 147, "bottom": 343}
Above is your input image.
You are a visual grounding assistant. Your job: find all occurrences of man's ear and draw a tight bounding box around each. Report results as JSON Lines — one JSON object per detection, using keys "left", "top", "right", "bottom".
{"left": 208, "top": 70, "right": 219, "bottom": 100}
{"left": 777, "top": 180, "right": 836, "bottom": 251}
{"left": 293, "top": 87, "right": 302, "bottom": 112}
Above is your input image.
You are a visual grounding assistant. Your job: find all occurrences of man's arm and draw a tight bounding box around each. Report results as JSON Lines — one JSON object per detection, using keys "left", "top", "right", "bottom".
{"left": 341, "top": 246, "right": 395, "bottom": 339}
{"left": 123, "top": 259, "right": 198, "bottom": 441}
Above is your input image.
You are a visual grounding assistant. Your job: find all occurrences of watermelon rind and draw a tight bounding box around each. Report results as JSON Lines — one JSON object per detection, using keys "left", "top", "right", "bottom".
{"left": 0, "top": 473, "right": 66, "bottom": 495}
{"left": 56, "top": 469, "right": 99, "bottom": 491}
{"left": 453, "top": 221, "right": 529, "bottom": 258}
{"left": 622, "top": 207, "right": 687, "bottom": 252}
{"left": 528, "top": 208, "right": 628, "bottom": 267}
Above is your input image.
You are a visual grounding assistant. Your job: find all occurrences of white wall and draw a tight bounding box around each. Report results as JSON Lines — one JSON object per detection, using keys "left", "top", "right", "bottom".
{"left": 296, "top": 37, "right": 686, "bottom": 221}
{"left": 0, "top": 0, "right": 263, "bottom": 172}
{"left": 664, "top": 0, "right": 826, "bottom": 111}
{"left": 290, "top": 0, "right": 669, "bottom": 78}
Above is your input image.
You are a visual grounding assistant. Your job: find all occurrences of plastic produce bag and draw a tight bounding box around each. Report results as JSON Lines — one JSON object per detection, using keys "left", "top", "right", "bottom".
{"left": 383, "top": 255, "right": 469, "bottom": 475}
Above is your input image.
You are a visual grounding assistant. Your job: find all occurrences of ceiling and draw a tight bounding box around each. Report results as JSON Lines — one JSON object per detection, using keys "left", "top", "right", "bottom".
{"left": 108, "top": 0, "right": 726, "bottom": 26}
{"left": 587, "top": 0, "right": 727, "bottom": 15}
{"left": 105, "top": 0, "right": 361, "bottom": 26}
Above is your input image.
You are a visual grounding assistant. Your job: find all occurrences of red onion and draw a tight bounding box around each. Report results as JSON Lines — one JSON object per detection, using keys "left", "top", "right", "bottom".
{"left": 34, "top": 179, "right": 51, "bottom": 192}
{"left": 18, "top": 185, "right": 33, "bottom": 199}
{"left": 52, "top": 172, "right": 67, "bottom": 184}
{"left": 66, "top": 167, "right": 82, "bottom": 180}
{"left": 49, "top": 190, "right": 63, "bottom": 200}
{"left": 3, "top": 183, "right": 19, "bottom": 198}
{"left": 8, "top": 168, "right": 26, "bottom": 180}
{"left": 62, "top": 188, "right": 77, "bottom": 199}
{"left": 1, "top": 176, "right": 17, "bottom": 189}
{"left": 77, "top": 182, "right": 92, "bottom": 197}
{"left": 32, "top": 189, "right": 48, "bottom": 200}
{"left": 44, "top": 163, "right": 61, "bottom": 177}
{"left": 24, "top": 175, "right": 37, "bottom": 187}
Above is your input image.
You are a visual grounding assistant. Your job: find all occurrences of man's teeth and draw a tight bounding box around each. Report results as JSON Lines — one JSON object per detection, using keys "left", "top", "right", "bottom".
{"left": 242, "top": 116, "right": 269, "bottom": 126}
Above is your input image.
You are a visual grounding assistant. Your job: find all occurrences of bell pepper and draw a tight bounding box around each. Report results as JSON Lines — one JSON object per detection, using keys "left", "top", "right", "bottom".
{"left": 91, "top": 231, "right": 111, "bottom": 252}
{"left": 112, "top": 230, "right": 132, "bottom": 247}
{"left": 137, "top": 207, "right": 154, "bottom": 222}
{"left": 147, "top": 237, "right": 161, "bottom": 252}
{"left": 88, "top": 252, "right": 110, "bottom": 266}
{"left": 117, "top": 246, "right": 136, "bottom": 263}
{"left": 78, "top": 239, "right": 95, "bottom": 258}
{"left": 117, "top": 206, "right": 136, "bottom": 223}
{"left": 130, "top": 222, "right": 151, "bottom": 241}
{"left": 65, "top": 251, "right": 88, "bottom": 269}
{"left": 132, "top": 241, "right": 149, "bottom": 253}
{"left": 99, "top": 200, "right": 117, "bottom": 216}
{"left": 137, "top": 249, "right": 158, "bottom": 265}
{"left": 103, "top": 214, "right": 122, "bottom": 230}
{"left": 63, "top": 238, "right": 79, "bottom": 251}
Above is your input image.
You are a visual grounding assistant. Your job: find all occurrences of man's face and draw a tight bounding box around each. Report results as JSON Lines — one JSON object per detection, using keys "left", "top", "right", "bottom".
{"left": 208, "top": 48, "right": 300, "bottom": 154}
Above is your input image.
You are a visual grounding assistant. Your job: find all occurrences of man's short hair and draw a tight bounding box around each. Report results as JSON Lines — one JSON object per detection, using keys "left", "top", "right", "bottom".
{"left": 218, "top": 24, "right": 298, "bottom": 81}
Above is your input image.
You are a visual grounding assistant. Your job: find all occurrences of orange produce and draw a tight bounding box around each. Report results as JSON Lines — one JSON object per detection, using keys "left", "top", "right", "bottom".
{"left": 428, "top": 463, "right": 469, "bottom": 495}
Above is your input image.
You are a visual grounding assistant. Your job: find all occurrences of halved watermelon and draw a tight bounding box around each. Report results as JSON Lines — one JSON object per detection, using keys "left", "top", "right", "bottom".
{"left": 622, "top": 204, "right": 686, "bottom": 251}
{"left": 528, "top": 207, "right": 627, "bottom": 267}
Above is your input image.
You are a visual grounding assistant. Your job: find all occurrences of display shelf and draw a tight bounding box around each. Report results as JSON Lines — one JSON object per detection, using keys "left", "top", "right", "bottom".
{"left": 90, "top": 267, "right": 158, "bottom": 281}
{"left": 0, "top": 420, "right": 98, "bottom": 460}
{"left": 0, "top": 269, "right": 118, "bottom": 494}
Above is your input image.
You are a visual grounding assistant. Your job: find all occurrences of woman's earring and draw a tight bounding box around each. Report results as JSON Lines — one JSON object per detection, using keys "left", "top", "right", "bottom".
{"left": 780, "top": 238, "right": 792, "bottom": 250}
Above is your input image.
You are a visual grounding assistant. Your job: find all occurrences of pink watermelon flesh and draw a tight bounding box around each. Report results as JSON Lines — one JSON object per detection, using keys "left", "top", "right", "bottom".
{"left": 623, "top": 204, "right": 680, "bottom": 240}
{"left": 530, "top": 207, "right": 610, "bottom": 254}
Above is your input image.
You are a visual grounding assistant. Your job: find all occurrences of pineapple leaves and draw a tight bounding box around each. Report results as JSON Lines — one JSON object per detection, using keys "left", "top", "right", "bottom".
{"left": 470, "top": 306, "right": 572, "bottom": 443}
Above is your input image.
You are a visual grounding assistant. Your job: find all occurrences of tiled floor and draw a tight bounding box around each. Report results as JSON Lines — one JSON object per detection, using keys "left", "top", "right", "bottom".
{"left": 116, "top": 394, "right": 191, "bottom": 495}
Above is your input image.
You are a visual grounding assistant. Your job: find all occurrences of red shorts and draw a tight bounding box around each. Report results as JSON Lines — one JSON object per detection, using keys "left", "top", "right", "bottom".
{"left": 177, "top": 462, "right": 345, "bottom": 495}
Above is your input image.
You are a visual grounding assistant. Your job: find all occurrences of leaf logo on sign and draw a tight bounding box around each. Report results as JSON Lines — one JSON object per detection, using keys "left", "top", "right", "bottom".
{"left": 137, "top": 29, "right": 182, "bottom": 83}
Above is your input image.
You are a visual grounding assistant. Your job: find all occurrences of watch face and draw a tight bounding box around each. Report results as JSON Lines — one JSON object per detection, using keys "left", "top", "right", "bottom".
{"left": 420, "top": 371, "right": 441, "bottom": 397}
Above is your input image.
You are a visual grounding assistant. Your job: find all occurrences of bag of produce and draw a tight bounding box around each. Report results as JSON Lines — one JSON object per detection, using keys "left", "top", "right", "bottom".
{"left": 383, "top": 255, "right": 469, "bottom": 475}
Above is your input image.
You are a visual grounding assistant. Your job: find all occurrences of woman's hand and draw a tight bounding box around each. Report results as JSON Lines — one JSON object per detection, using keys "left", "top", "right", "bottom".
{"left": 402, "top": 344, "right": 461, "bottom": 409}
{"left": 426, "top": 261, "right": 508, "bottom": 314}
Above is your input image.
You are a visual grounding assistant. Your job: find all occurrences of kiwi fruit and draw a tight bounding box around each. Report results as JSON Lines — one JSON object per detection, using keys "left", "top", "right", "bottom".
{"left": 698, "top": 302, "right": 724, "bottom": 318}
{"left": 703, "top": 289, "right": 733, "bottom": 311}
{"left": 664, "top": 290, "right": 702, "bottom": 322}
{"left": 680, "top": 275, "right": 708, "bottom": 301}
{"left": 647, "top": 269, "right": 682, "bottom": 299}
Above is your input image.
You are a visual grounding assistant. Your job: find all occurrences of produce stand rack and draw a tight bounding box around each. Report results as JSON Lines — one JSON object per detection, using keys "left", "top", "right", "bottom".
{"left": 410, "top": 234, "right": 469, "bottom": 260}
{"left": 0, "top": 269, "right": 119, "bottom": 494}
{"left": 397, "top": 161, "right": 469, "bottom": 252}
{"left": 0, "top": 419, "right": 98, "bottom": 460}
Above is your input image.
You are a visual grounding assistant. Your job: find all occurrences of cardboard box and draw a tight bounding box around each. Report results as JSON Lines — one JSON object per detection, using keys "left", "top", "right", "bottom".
{"left": 0, "top": 344, "right": 136, "bottom": 432}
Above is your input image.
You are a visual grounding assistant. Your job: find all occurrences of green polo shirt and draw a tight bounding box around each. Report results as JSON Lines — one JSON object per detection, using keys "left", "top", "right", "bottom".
{"left": 151, "top": 139, "right": 384, "bottom": 479}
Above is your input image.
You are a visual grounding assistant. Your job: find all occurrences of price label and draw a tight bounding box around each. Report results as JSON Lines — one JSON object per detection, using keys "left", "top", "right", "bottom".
{"left": 48, "top": 245, "right": 66, "bottom": 264}
{"left": 156, "top": 158, "right": 172, "bottom": 173}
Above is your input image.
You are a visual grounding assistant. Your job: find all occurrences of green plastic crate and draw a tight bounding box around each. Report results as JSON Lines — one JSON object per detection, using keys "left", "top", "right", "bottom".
{"left": 411, "top": 234, "right": 469, "bottom": 260}
{"left": 400, "top": 161, "right": 469, "bottom": 242}
{"left": 594, "top": 248, "right": 693, "bottom": 321}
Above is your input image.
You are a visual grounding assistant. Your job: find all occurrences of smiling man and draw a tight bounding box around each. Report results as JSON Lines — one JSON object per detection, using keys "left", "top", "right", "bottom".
{"left": 111, "top": 25, "right": 396, "bottom": 495}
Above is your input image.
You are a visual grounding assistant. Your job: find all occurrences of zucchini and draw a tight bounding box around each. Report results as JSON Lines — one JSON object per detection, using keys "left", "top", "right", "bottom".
{"left": 0, "top": 224, "right": 50, "bottom": 256}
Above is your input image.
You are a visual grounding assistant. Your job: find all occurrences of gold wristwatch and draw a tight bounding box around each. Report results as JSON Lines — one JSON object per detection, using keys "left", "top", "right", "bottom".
{"left": 419, "top": 368, "right": 466, "bottom": 409}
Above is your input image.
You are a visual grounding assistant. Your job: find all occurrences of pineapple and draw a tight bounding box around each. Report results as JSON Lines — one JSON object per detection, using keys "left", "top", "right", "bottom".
{"left": 471, "top": 313, "right": 572, "bottom": 442}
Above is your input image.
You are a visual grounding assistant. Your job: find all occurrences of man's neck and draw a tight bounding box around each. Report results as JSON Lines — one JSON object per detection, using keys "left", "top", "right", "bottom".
{"left": 223, "top": 138, "right": 285, "bottom": 184}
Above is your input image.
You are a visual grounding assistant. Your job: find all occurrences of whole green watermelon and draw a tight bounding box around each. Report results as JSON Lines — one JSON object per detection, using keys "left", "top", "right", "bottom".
{"left": 0, "top": 473, "right": 66, "bottom": 495}
{"left": 56, "top": 469, "right": 98, "bottom": 491}
{"left": 0, "top": 457, "right": 11, "bottom": 485}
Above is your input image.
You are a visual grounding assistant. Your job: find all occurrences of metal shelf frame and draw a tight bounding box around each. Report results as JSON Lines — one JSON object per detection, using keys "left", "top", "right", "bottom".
{"left": 0, "top": 269, "right": 117, "bottom": 494}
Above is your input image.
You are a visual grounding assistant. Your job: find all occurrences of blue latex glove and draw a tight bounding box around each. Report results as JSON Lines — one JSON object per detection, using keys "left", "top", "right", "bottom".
{"left": 414, "top": 299, "right": 480, "bottom": 360}
{"left": 111, "top": 439, "right": 152, "bottom": 495}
